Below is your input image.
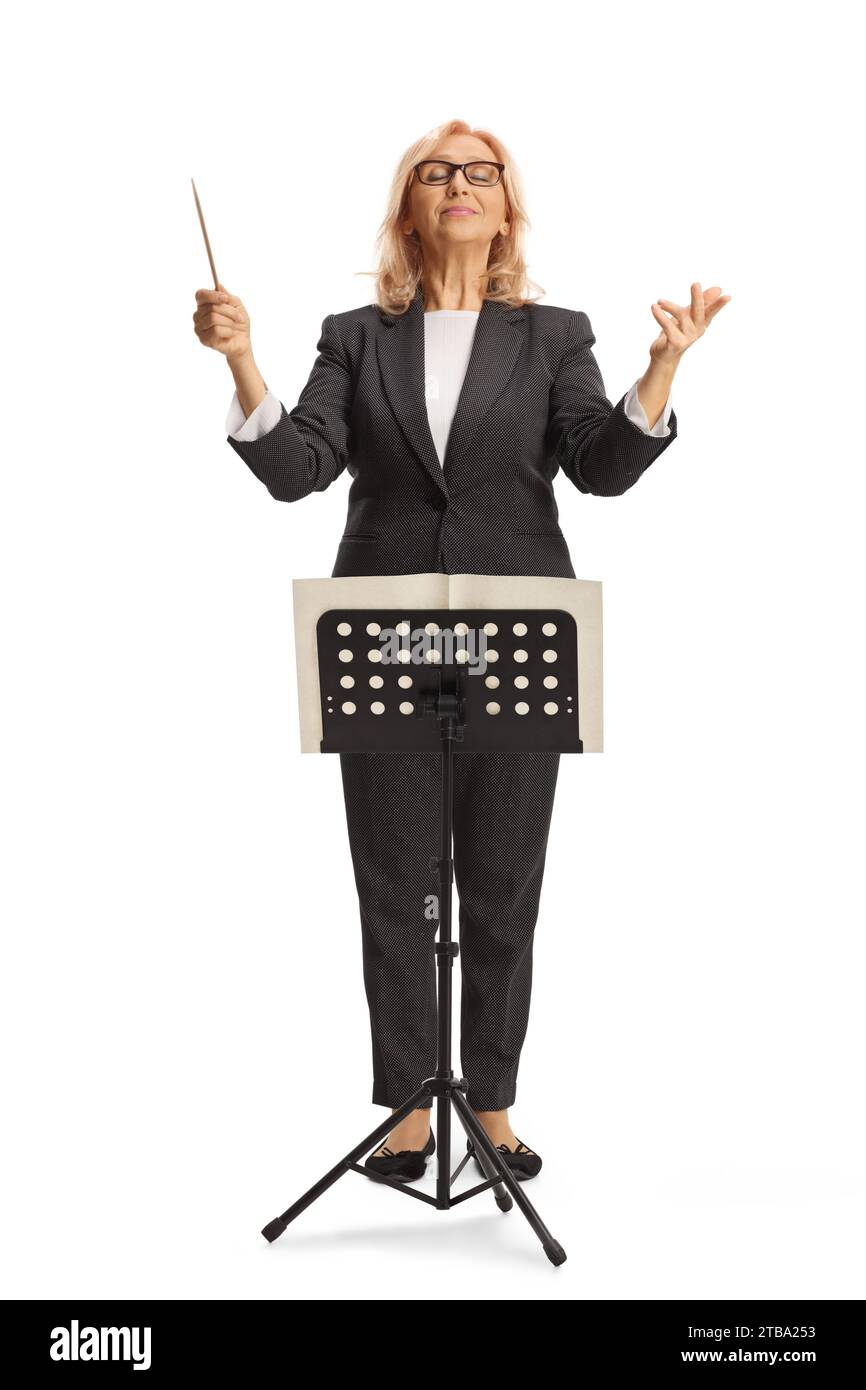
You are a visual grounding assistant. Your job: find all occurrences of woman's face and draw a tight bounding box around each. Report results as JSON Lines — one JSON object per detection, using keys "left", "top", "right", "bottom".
{"left": 405, "top": 133, "right": 508, "bottom": 259}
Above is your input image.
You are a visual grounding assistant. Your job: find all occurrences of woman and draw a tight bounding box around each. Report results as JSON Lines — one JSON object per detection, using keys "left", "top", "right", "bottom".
{"left": 193, "top": 119, "right": 729, "bottom": 1184}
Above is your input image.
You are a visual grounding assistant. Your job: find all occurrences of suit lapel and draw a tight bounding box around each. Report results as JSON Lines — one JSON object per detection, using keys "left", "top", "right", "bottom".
{"left": 375, "top": 285, "right": 527, "bottom": 498}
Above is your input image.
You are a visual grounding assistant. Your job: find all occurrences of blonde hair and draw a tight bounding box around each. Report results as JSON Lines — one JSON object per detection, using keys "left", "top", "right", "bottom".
{"left": 359, "top": 119, "right": 546, "bottom": 316}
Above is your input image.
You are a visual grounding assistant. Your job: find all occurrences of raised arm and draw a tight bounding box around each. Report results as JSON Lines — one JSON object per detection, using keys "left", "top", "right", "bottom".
{"left": 225, "top": 312, "right": 354, "bottom": 502}
{"left": 194, "top": 284, "right": 354, "bottom": 503}
{"left": 546, "top": 310, "right": 678, "bottom": 496}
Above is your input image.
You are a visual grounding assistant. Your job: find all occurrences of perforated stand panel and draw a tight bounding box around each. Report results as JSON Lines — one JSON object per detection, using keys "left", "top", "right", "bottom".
{"left": 317, "top": 607, "right": 583, "bottom": 754}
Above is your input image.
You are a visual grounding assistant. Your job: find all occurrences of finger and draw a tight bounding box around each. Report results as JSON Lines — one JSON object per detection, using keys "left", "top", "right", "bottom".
{"left": 207, "top": 324, "right": 239, "bottom": 342}
{"left": 651, "top": 303, "right": 678, "bottom": 340}
{"left": 691, "top": 282, "right": 705, "bottom": 330}
{"left": 201, "top": 302, "right": 242, "bottom": 322}
{"left": 193, "top": 303, "right": 242, "bottom": 327}
{"left": 656, "top": 298, "right": 686, "bottom": 322}
{"left": 705, "top": 294, "right": 732, "bottom": 322}
{"left": 217, "top": 282, "right": 243, "bottom": 308}
{"left": 651, "top": 303, "right": 687, "bottom": 345}
{"left": 197, "top": 324, "right": 239, "bottom": 347}
{"left": 206, "top": 309, "right": 243, "bottom": 332}
{"left": 195, "top": 288, "right": 231, "bottom": 305}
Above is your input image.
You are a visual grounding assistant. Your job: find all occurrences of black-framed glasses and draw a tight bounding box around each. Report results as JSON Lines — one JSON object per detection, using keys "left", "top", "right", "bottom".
{"left": 413, "top": 160, "right": 505, "bottom": 188}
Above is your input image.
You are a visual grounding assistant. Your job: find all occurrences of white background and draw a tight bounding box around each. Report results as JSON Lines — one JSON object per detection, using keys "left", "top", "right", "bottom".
{"left": 2, "top": 0, "right": 863, "bottom": 1301}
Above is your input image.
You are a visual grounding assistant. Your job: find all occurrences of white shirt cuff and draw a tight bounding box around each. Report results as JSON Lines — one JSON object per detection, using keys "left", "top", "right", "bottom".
{"left": 624, "top": 379, "right": 672, "bottom": 437}
{"left": 226, "top": 385, "right": 282, "bottom": 441}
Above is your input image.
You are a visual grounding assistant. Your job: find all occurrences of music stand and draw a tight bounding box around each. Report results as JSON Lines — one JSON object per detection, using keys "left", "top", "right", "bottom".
{"left": 261, "top": 575, "right": 603, "bottom": 1265}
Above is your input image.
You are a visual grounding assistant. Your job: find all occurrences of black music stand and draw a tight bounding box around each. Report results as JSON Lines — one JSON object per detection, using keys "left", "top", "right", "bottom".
{"left": 261, "top": 604, "right": 585, "bottom": 1265}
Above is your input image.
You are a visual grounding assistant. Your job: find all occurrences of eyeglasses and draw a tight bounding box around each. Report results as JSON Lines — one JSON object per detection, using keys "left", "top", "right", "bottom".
{"left": 413, "top": 160, "right": 505, "bottom": 188}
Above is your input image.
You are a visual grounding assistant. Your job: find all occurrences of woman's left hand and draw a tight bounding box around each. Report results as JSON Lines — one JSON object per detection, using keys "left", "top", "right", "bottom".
{"left": 649, "top": 283, "right": 731, "bottom": 367}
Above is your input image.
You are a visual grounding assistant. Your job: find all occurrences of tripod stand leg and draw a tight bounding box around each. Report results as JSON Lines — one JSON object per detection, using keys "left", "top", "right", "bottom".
{"left": 261, "top": 1084, "right": 434, "bottom": 1243}
{"left": 449, "top": 1093, "right": 513, "bottom": 1211}
{"left": 450, "top": 1089, "right": 567, "bottom": 1266}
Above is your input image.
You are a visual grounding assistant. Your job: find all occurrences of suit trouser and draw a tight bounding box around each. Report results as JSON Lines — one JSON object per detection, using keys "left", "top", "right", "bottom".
{"left": 339, "top": 748, "right": 560, "bottom": 1112}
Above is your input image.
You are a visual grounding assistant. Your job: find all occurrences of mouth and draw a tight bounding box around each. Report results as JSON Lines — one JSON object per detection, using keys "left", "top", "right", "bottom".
{"left": 442, "top": 207, "right": 477, "bottom": 217}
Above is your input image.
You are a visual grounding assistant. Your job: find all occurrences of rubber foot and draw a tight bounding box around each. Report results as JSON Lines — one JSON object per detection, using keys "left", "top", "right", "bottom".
{"left": 544, "top": 1239, "right": 567, "bottom": 1266}
{"left": 261, "top": 1217, "right": 287, "bottom": 1243}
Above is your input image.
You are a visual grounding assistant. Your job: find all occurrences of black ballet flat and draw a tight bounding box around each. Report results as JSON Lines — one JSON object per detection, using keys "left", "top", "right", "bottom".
{"left": 364, "top": 1128, "right": 435, "bottom": 1183}
{"left": 467, "top": 1136, "right": 542, "bottom": 1182}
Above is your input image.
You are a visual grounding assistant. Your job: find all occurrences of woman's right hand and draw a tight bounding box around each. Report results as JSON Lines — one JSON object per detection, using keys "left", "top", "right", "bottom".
{"left": 193, "top": 282, "right": 252, "bottom": 364}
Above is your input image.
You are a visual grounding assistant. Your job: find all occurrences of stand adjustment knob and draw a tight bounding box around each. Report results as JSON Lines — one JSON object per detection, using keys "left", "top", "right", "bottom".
{"left": 429, "top": 855, "right": 454, "bottom": 884}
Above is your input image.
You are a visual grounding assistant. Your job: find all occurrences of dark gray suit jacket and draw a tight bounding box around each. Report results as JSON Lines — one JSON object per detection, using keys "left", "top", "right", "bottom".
{"left": 226, "top": 285, "right": 678, "bottom": 580}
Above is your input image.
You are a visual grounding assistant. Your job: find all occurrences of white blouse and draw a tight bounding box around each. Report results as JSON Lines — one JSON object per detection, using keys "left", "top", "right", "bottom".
{"left": 226, "top": 309, "right": 673, "bottom": 456}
